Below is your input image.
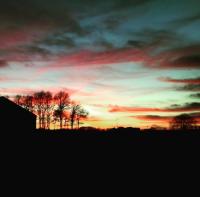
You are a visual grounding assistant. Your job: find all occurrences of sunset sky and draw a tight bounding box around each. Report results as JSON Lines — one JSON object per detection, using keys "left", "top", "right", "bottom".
{"left": 0, "top": 0, "right": 200, "bottom": 128}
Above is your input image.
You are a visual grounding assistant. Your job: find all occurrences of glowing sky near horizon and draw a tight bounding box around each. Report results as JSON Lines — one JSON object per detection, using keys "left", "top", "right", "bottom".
{"left": 0, "top": 0, "right": 200, "bottom": 128}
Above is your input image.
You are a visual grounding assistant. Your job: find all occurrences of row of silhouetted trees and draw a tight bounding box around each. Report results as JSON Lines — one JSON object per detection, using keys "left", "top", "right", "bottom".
{"left": 14, "top": 91, "right": 89, "bottom": 130}
{"left": 170, "top": 114, "right": 198, "bottom": 130}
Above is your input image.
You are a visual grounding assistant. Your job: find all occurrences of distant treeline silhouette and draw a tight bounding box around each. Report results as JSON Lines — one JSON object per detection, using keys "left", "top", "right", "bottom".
{"left": 170, "top": 114, "right": 198, "bottom": 130}
{"left": 13, "top": 91, "right": 89, "bottom": 130}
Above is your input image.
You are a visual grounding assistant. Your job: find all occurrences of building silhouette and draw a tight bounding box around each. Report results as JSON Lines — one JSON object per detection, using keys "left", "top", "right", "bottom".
{"left": 0, "top": 97, "right": 36, "bottom": 133}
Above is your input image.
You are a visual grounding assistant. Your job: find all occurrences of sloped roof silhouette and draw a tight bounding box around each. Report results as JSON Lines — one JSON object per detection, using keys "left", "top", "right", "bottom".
{"left": 0, "top": 96, "right": 36, "bottom": 118}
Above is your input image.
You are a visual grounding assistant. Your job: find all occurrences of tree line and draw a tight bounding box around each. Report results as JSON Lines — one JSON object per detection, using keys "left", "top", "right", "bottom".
{"left": 170, "top": 114, "right": 198, "bottom": 130}
{"left": 14, "top": 91, "right": 89, "bottom": 130}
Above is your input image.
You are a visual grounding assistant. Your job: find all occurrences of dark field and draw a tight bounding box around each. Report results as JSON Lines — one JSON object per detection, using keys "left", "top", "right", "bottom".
{"left": 2, "top": 128, "right": 200, "bottom": 169}
{"left": 4, "top": 128, "right": 200, "bottom": 147}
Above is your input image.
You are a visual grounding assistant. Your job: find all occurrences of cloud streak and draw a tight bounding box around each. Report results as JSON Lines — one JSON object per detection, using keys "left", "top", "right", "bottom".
{"left": 133, "top": 115, "right": 173, "bottom": 122}
{"left": 109, "top": 103, "right": 200, "bottom": 113}
{"left": 46, "top": 43, "right": 200, "bottom": 70}
{"left": 177, "top": 84, "right": 200, "bottom": 92}
{"left": 160, "top": 76, "right": 200, "bottom": 93}
{"left": 1, "top": 1, "right": 200, "bottom": 71}
{"left": 160, "top": 77, "right": 200, "bottom": 84}
{"left": 133, "top": 113, "right": 200, "bottom": 124}
{"left": 190, "top": 93, "right": 200, "bottom": 99}
{"left": 0, "top": 59, "right": 7, "bottom": 68}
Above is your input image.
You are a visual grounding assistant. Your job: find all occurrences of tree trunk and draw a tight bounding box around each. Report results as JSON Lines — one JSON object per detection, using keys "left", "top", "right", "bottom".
{"left": 71, "top": 120, "right": 74, "bottom": 130}
{"left": 77, "top": 118, "right": 80, "bottom": 129}
{"left": 60, "top": 118, "right": 62, "bottom": 129}
{"left": 39, "top": 116, "right": 42, "bottom": 129}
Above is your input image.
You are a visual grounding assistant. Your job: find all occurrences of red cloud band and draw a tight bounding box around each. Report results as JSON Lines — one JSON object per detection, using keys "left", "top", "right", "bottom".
{"left": 109, "top": 103, "right": 200, "bottom": 113}
{"left": 160, "top": 77, "right": 200, "bottom": 84}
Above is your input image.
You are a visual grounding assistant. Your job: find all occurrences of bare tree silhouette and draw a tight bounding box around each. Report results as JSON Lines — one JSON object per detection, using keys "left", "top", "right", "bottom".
{"left": 76, "top": 108, "right": 89, "bottom": 129}
{"left": 14, "top": 95, "right": 22, "bottom": 105}
{"left": 70, "top": 103, "right": 80, "bottom": 130}
{"left": 34, "top": 91, "right": 46, "bottom": 129}
{"left": 54, "top": 91, "right": 70, "bottom": 129}
{"left": 170, "top": 114, "right": 197, "bottom": 130}
{"left": 12, "top": 90, "right": 89, "bottom": 130}
{"left": 43, "top": 92, "right": 53, "bottom": 129}
{"left": 53, "top": 109, "right": 61, "bottom": 130}
{"left": 70, "top": 102, "right": 89, "bottom": 129}
{"left": 23, "top": 95, "right": 34, "bottom": 112}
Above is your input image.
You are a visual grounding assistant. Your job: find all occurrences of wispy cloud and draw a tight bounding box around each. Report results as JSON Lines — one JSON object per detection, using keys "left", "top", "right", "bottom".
{"left": 190, "top": 93, "right": 200, "bottom": 99}
{"left": 132, "top": 113, "right": 200, "bottom": 124}
{"left": 176, "top": 84, "right": 200, "bottom": 92}
{"left": 109, "top": 102, "right": 200, "bottom": 113}
{"left": 170, "top": 13, "right": 200, "bottom": 28}
{"left": 160, "top": 76, "right": 200, "bottom": 93}
{"left": 133, "top": 115, "right": 173, "bottom": 122}
{"left": 0, "top": 59, "right": 7, "bottom": 68}
{"left": 160, "top": 77, "right": 200, "bottom": 84}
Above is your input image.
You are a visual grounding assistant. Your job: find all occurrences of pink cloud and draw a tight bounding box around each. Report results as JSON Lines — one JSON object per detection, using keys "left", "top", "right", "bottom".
{"left": 39, "top": 48, "right": 148, "bottom": 71}
{"left": 0, "top": 86, "right": 92, "bottom": 98}
{"left": 109, "top": 103, "right": 200, "bottom": 113}
{"left": 0, "top": 76, "right": 9, "bottom": 82}
{"left": 65, "top": 48, "right": 148, "bottom": 66}
{"left": 109, "top": 105, "right": 166, "bottom": 113}
{"left": 0, "top": 87, "right": 36, "bottom": 95}
{"left": 38, "top": 44, "right": 200, "bottom": 76}
{"left": 0, "top": 24, "right": 50, "bottom": 50}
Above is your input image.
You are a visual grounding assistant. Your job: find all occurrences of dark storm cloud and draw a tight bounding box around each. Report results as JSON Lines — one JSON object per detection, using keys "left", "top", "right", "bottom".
{"left": 1, "top": 0, "right": 200, "bottom": 69}
{"left": 35, "top": 30, "right": 77, "bottom": 53}
{"left": 171, "top": 54, "right": 200, "bottom": 68}
{"left": 190, "top": 93, "right": 200, "bottom": 99}
{"left": 0, "top": 0, "right": 118, "bottom": 62}
{"left": 127, "top": 40, "right": 146, "bottom": 48}
{"left": 127, "top": 29, "right": 180, "bottom": 50}
{"left": 0, "top": 0, "right": 85, "bottom": 64}
{"left": 170, "top": 13, "right": 200, "bottom": 28}
{"left": 0, "top": 0, "right": 83, "bottom": 34}
{"left": 23, "top": 46, "right": 51, "bottom": 56}
{"left": 126, "top": 36, "right": 200, "bottom": 70}
{"left": 160, "top": 76, "right": 200, "bottom": 92}
{"left": 41, "top": 36, "right": 75, "bottom": 48}
{"left": 0, "top": 44, "right": 53, "bottom": 64}
{"left": 177, "top": 84, "right": 200, "bottom": 92}
{"left": 113, "top": 0, "right": 152, "bottom": 9}
{"left": 146, "top": 44, "right": 200, "bottom": 69}
{"left": 0, "top": 0, "right": 151, "bottom": 23}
